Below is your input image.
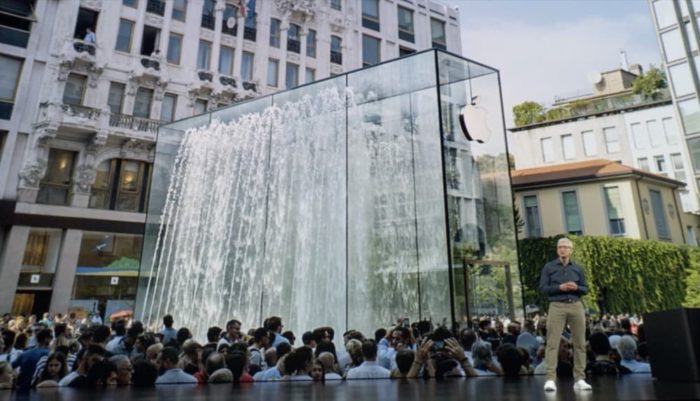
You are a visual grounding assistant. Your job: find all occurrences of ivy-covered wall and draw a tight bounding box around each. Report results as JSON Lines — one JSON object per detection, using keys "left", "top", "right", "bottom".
{"left": 519, "top": 235, "right": 695, "bottom": 314}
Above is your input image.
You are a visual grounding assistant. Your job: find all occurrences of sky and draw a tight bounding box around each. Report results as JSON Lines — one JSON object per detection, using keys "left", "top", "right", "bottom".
{"left": 443, "top": 0, "right": 663, "bottom": 126}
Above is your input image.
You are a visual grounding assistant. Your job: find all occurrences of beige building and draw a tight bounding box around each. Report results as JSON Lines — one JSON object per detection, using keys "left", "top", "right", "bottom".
{"left": 512, "top": 159, "right": 699, "bottom": 245}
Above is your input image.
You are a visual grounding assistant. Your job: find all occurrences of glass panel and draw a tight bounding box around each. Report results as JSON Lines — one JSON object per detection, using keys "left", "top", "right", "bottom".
{"left": 160, "top": 93, "right": 177, "bottom": 122}
{"left": 197, "top": 40, "right": 211, "bottom": 70}
{"left": 431, "top": 18, "right": 446, "bottom": 44}
{"left": 669, "top": 62, "right": 693, "bottom": 97}
{"left": 671, "top": 153, "right": 687, "bottom": 182}
{"left": 37, "top": 149, "right": 76, "bottom": 205}
{"left": 582, "top": 130, "right": 597, "bottom": 156}
{"left": 242, "top": 51, "right": 254, "bottom": 81}
{"left": 362, "top": 0, "right": 379, "bottom": 18}
{"left": 108, "top": 82, "right": 125, "bottom": 114}
{"left": 686, "top": 22, "right": 698, "bottom": 52}
{"left": 662, "top": 117, "right": 679, "bottom": 145}
{"left": 650, "top": 190, "right": 670, "bottom": 239}
{"left": 689, "top": 137, "right": 700, "bottom": 172}
{"left": 305, "top": 68, "right": 315, "bottom": 84}
{"left": 222, "top": 4, "right": 237, "bottom": 35}
{"left": 604, "top": 187, "right": 625, "bottom": 235}
{"left": 167, "top": 34, "right": 182, "bottom": 64}
{"left": 133, "top": 87, "right": 153, "bottom": 118}
{"left": 398, "top": 6, "right": 414, "bottom": 34}
{"left": 0, "top": 55, "right": 22, "bottom": 101}
{"left": 661, "top": 28, "right": 685, "bottom": 62}
{"left": 561, "top": 134, "right": 574, "bottom": 160}
{"left": 678, "top": 97, "right": 700, "bottom": 134}
{"left": 603, "top": 126, "right": 620, "bottom": 153}
{"left": 631, "top": 122, "right": 648, "bottom": 149}
{"left": 285, "top": 62, "right": 298, "bottom": 89}
{"left": 267, "top": 59, "right": 278, "bottom": 87}
{"left": 63, "top": 74, "right": 86, "bottom": 105}
{"left": 647, "top": 119, "right": 664, "bottom": 147}
{"left": 116, "top": 161, "right": 143, "bottom": 211}
{"left": 540, "top": 137, "right": 553, "bottom": 162}
{"left": 637, "top": 157, "right": 650, "bottom": 171}
{"left": 306, "top": 29, "right": 316, "bottom": 58}
{"left": 524, "top": 196, "right": 540, "bottom": 237}
{"left": 562, "top": 191, "right": 582, "bottom": 235}
{"left": 269, "top": 18, "right": 280, "bottom": 48}
{"left": 219, "top": 46, "right": 234, "bottom": 75}
{"left": 172, "top": 0, "right": 186, "bottom": 21}
{"left": 90, "top": 159, "right": 113, "bottom": 209}
{"left": 116, "top": 19, "right": 133, "bottom": 52}
{"left": 362, "top": 35, "right": 380, "bottom": 67}
{"left": 194, "top": 99, "right": 207, "bottom": 114}
{"left": 330, "top": 0, "right": 341, "bottom": 10}
{"left": 653, "top": 0, "right": 677, "bottom": 29}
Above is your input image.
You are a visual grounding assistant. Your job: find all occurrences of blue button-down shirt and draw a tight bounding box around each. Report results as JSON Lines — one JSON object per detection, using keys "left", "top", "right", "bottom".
{"left": 539, "top": 258, "right": 589, "bottom": 302}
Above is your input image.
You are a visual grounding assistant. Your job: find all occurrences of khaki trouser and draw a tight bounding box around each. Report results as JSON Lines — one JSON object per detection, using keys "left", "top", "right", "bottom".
{"left": 545, "top": 300, "right": 586, "bottom": 381}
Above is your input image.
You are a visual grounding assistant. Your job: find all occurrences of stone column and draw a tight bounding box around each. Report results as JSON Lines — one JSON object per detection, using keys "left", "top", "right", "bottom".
{"left": 0, "top": 226, "right": 31, "bottom": 313}
{"left": 49, "top": 229, "right": 83, "bottom": 314}
{"left": 233, "top": 15, "right": 245, "bottom": 85}
{"left": 131, "top": 0, "right": 149, "bottom": 55}
{"left": 211, "top": 0, "right": 226, "bottom": 74}
{"left": 278, "top": 20, "right": 290, "bottom": 89}
{"left": 299, "top": 29, "right": 308, "bottom": 84}
{"left": 159, "top": 0, "right": 175, "bottom": 54}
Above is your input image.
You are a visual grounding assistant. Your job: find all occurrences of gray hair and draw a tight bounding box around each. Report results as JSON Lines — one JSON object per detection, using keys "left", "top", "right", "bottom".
{"left": 109, "top": 355, "right": 130, "bottom": 367}
{"left": 616, "top": 335, "right": 637, "bottom": 361}
{"left": 471, "top": 341, "right": 493, "bottom": 368}
{"left": 557, "top": 237, "right": 573, "bottom": 248}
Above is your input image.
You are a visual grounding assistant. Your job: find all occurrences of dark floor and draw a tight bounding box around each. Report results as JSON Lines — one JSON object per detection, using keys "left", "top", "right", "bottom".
{"left": 4, "top": 375, "right": 700, "bottom": 401}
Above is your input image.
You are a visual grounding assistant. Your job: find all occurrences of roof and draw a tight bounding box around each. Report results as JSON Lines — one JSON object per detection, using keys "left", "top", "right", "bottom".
{"left": 511, "top": 159, "right": 686, "bottom": 189}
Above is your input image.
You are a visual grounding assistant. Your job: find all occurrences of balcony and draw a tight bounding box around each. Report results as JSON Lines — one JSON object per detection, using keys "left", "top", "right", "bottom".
{"left": 198, "top": 71, "right": 213, "bottom": 82}
{"left": 35, "top": 102, "right": 107, "bottom": 133}
{"left": 73, "top": 40, "right": 96, "bottom": 56}
{"left": 140, "top": 56, "right": 161, "bottom": 71}
{"left": 244, "top": 26, "right": 256, "bottom": 41}
{"left": 242, "top": 81, "right": 257, "bottom": 92}
{"left": 287, "top": 39, "right": 300, "bottom": 53}
{"left": 146, "top": 0, "right": 166, "bottom": 16}
{"left": 219, "top": 75, "right": 236, "bottom": 88}
{"left": 330, "top": 51, "right": 342, "bottom": 65}
{"left": 201, "top": 14, "right": 215, "bottom": 29}
{"left": 109, "top": 112, "right": 161, "bottom": 135}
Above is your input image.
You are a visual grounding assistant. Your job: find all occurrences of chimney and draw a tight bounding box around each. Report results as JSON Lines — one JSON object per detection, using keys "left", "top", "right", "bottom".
{"left": 619, "top": 50, "right": 629, "bottom": 71}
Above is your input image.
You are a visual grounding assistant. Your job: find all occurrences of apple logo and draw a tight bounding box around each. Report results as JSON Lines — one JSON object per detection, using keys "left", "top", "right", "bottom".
{"left": 458, "top": 96, "right": 491, "bottom": 144}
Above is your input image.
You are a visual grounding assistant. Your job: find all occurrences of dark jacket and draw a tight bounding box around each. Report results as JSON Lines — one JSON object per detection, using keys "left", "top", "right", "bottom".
{"left": 539, "top": 259, "right": 589, "bottom": 302}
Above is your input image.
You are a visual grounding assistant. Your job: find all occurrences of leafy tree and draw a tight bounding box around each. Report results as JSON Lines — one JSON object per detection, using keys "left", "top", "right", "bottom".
{"left": 513, "top": 101, "right": 545, "bottom": 127}
{"left": 632, "top": 67, "right": 667, "bottom": 99}
{"left": 684, "top": 248, "right": 700, "bottom": 307}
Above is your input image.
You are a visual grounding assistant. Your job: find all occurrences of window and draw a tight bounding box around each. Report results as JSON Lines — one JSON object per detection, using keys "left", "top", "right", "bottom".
{"left": 37, "top": 149, "right": 77, "bottom": 206}
{"left": 690, "top": 137, "right": 700, "bottom": 173}
{"left": 167, "top": 33, "right": 182, "bottom": 64}
{"left": 330, "top": 0, "right": 341, "bottom": 10}
{"left": 269, "top": 18, "right": 280, "bottom": 48}
{"left": 123, "top": 0, "right": 137, "bottom": 7}
{"left": 222, "top": 4, "right": 238, "bottom": 35}
{"left": 653, "top": 0, "right": 676, "bottom": 28}
{"left": 90, "top": 159, "right": 151, "bottom": 212}
{"left": 561, "top": 134, "right": 574, "bottom": 160}
{"left": 194, "top": 99, "right": 207, "bottom": 114}
{"left": 630, "top": 122, "right": 649, "bottom": 149}
{"left": 107, "top": 82, "right": 125, "bottom": 114}
{"left": 286, "top": 62, "right": 299, "bottom": 89}
{"left": 399, "top": 47, "right": 415, "bottom": 57}
{"left": 242, "top": 51, "right": 254, "bottom": 81}
{"left": 650, "top": 190, "right": 670, "bottom": 240}
{"left": 540, "top": 137, "right": 554, "bottom": 163}
{"left": 219, "top": 46, "right": 234, "bottom": 75}
{"left": 160, "top": 93, "right": 177, "bottom": 123}
{"left": 133, "top": 87, "right": 153, "bottom": 118}
{"left": 331, "top": 35, "right": 342, "bottom": 64}
{"left": 244, "top": 1, "right": 256, "bottom": 41}
{"left": 74, "top": 8, "right": 99, "bottom": 41}
{"left": 397, "top": 6, "right": 414, "bottom": 42}
{"left": 654, "top": 155, "right": 667, "bottom": 175}
{"left": 662, "top": 117, "right": 679, "bottom": 145}
{"left": 669, "top": 63, "right": 693, "bottom": 98}
{"left": 562, "top": 191, "right": 582, "bottom": 235}
{"left": 305, "top": 68, "right": 315, "bottom": 84}
{"left": 306, "top": 29, "right": 316, "bottom": 58}
{"left": 431, "top": 18, "right": 446, "bottom": 49}
{"left": 201, "top": 0, "right": 215, "bottom": 29}
{"left": 197, "top": 40, "right": 211, "bottom": 70}
{"left": 670, "top": 153, "right": 687, "bottom": 182}
{"left": 686, "top": 21, "right": 698, "bottom": 53}
{"left": 523, "top": 195, "right": 541, "bottom": 238}
{"left": 288, "top": 24, "right": 301, "bottom": 53}
{"left": 362, "top": 35, "right": 380, "bottom": 66}
{"left": 637, "top": 157, "right": 650, "bottom": 171}
{"left": 267, "top": 59, "right": 279, "bottom": 87}
{"left": 22, "top": 229, "right": 59, "bottom": 273}
{"left": 0, "top": 0, "right": 35, "bottom": 48}
{"left": 678, "top": 98, "right": 700, "bottom": 134}
{"left": 603, "top": 187, "right": 625, "bottom": 236}
{"left": 116, "top": 19, "right": 134, "bottom": 52}
{"left": 362, "top": 0, "right": 380, "bottom": 31}
{"left": 581, "top": 130, "right": 596, "bottom": 156}
{"left": 63, "top": 74, "right": 87, "bottom": 106}
{"left": 603, "top": 126, "right": 620, "bottom": 153}
{"left": 172, "top": 0, "right": 187, "bottom": 21}
{"left": 661, "top": 28, "right": 685, "bottom": 62}
{"left": 0, "top": 55, "right": 23, "bottom": 120}
{"left": 646, "top": 120, "right": 664, "bottom": 147}
{"left": 140, "top": 25, "right": 160, "bottom": 56}
{"left": 688, "top": 226, "right": 699, "bottom": 247}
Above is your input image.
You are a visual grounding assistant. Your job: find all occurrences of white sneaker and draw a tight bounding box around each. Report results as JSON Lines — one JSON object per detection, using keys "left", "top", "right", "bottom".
{"left": 574, "top": 379, "right": 592, "bottom": 391}
{"left": 544, "top": 380, "right": 557, "bottom": 392}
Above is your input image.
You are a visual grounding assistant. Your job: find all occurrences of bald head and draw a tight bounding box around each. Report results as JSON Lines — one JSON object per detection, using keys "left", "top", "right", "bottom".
{"left": 317, "top": 352, "right": 335, "bottom": 371}
{"left": 264, "top": 347, "right": 278, "bottom": 367}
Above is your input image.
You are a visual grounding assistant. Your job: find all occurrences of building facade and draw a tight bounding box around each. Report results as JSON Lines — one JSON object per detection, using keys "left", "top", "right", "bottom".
{"left": 0, "top": 0, "right": 462, "bottom": 317}
{"left": 512, "top": 159, "right": 698, "bottom": 245}
{"left": 648, "top": 0, "right": 700, "bottom": 208}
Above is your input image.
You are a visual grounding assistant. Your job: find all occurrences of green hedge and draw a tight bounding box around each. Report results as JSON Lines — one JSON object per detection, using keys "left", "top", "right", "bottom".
{"left": 519, "top": 235, "right": 692, "bottom": 314}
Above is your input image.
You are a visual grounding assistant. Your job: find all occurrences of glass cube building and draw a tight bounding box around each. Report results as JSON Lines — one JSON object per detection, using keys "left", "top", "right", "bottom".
{"left": 136, "top": 49, "right": 520, "bottom": 338}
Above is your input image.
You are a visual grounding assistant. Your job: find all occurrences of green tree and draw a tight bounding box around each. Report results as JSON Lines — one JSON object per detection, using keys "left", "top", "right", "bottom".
{"left": 513, "top": 101, "right": 545, "bottom": 127}
{"left": 632, "top": 67, "right": 667, "bottom": 99}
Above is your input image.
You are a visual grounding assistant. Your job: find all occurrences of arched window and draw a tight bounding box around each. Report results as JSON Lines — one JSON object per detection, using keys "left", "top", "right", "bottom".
{"left": 90, "top": 159, "right": 151, "bottom": 212}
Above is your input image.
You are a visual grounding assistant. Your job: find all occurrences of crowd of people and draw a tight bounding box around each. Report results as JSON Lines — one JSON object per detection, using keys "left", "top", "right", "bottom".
{"left": 0, "top": 311, "right": 650, "bottom": 391}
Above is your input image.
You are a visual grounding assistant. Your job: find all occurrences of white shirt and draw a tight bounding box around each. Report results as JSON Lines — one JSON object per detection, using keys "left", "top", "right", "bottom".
{"left": 58, "top": 372, "right": 82, "bottom": 387}
{"left": 325, "top": 372, "right": 343, "bottom": 380}
{"left": 345, "top": 361, "right": 390, "bottom": 380}
{"left": 106, "top": 336, "right": 123, "bottom": 353}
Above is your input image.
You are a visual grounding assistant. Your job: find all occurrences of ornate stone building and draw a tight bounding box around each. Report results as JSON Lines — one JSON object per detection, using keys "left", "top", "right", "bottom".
{"left": 0, "top": 0, "right": 462, "bottom": 317}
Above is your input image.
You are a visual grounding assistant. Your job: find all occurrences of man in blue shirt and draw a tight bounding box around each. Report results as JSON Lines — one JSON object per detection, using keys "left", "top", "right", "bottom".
{"left": 161, "top": 315, "right": 177, "bottom": 345}
{"left": 12, "top": 328, "right": 52, "bottom": 389}
{"left": 539, "top": 237, "right": 592, "bottom": 392}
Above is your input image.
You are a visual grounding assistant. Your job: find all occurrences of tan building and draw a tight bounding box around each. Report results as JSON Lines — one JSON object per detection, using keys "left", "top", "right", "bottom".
{"left": 512, "top": 159, "right": 699, "bottom": 245}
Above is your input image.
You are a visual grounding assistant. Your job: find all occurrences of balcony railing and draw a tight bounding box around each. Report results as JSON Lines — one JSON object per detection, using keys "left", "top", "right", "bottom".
{"left": 73, "top": 40, "right": 96, "bottom": 56}
{"left": 109, "top": 113, "right": 161, "bottom": 134}
{"left": 146, "top": 0, "right": 165, "bottom": 16}
{"left": 244, "top": 26, "right": 256, "bottom": 41}
{"left": 287, "top": 39, "right": 300, "bottom": 53}
{"left": 198, "top": 71, "right": 213, "bottom": 82}
{"left": 201, "top": 14, "right": 215, "bottom": 29}
{"left": 63, "top": 103, "right": 102, "bottom": 119}
{"left": 219, "top": 75, "right": 236, "bottom": 88}
{"left": 242, "top": 81, "right": 257, "bottom": 92}
{"left": 140, "top": 56, "right": 161, "bottom": 70}
{"left": 330, "top": 50, "right": 342, "bottom": 65}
